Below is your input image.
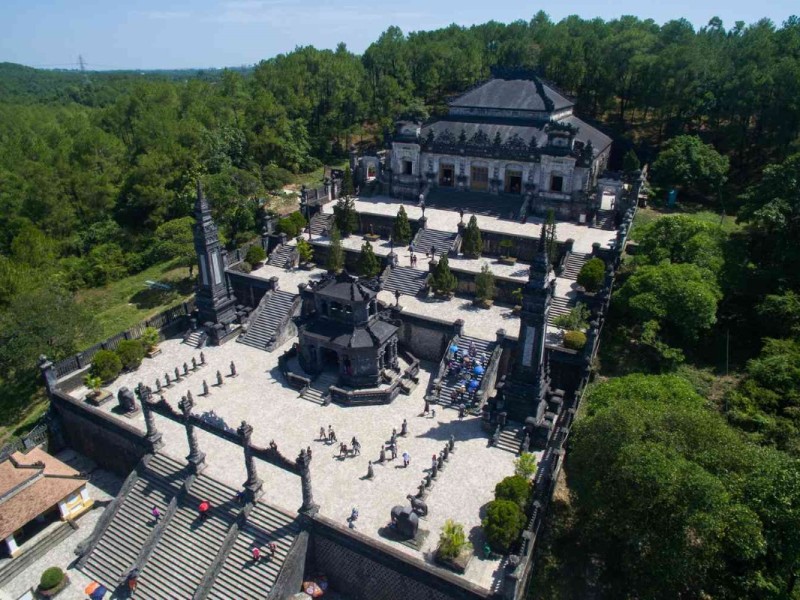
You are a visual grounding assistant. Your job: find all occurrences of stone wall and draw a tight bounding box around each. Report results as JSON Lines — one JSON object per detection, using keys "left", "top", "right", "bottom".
{"left": 392, "top": 309, "right": 460, "bottom": 362}
{"left": 269, "top": 529, "right": 310, "bottom": 600}
{"left": 50, "top": 391, "right": 148, "bottom": 475}
{"left": 227, "top": 270, "right": 277, "bottom": 308}
{"left": 308, "top": 515, "right": 492, "bottom": 600}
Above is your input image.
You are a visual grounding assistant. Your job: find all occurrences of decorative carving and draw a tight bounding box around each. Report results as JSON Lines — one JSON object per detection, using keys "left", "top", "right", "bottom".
{"left": 469, "top": 129, "right": 490, "bottom": 147}
{"left": 390, "top": 505, "right": 419, "bottom": 539}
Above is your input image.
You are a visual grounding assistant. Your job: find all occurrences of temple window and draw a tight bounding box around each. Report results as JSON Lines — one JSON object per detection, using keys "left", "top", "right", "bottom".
{"left": 403, "top": 160, "right": 413, "bottom": 175}
{"left": 551, "top": 175, "right": 564, "bottom": 192}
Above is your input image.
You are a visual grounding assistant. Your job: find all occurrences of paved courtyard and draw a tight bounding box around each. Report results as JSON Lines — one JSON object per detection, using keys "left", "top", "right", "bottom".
{"left": 68, "top": 333, "right": 529, "bottom": 590}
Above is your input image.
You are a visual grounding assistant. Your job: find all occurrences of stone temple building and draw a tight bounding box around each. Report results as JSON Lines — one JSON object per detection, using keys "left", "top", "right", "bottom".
{"left": 387, "top": 72, "right": 612, "bottom": 220}
{"left": 297, "top": 273, "right": 399, "bottom": 388}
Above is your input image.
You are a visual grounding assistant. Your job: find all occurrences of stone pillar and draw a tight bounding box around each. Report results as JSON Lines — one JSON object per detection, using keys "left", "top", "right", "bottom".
{"left": 297, "top": 448, "right": 319, "bottom": 515}
{"left": 496, "top": 329, "right": 506, "bottom": 344}
{"left": 591, "top": 242, "right": 601, "bottom": 257}
{"left": 418, "top": 215, "right": 427, "bottom": 230}
{"left": 237, "top": 421, "right": 263, "bottom": 500}
{"left": 137, "top": 384, "right": 163, "bottom": 452}
{"left": 179, "top": 395, "right": 206, "bottom": 473}
{"left": 38, "top": 355, "right": 57, "bottom": 398}
{"left": 453, "top": 318, "right": 465, "bottom": 337}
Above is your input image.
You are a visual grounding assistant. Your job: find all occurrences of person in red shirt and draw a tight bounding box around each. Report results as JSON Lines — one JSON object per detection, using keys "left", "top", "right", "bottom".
{"left": 251, "top": 546, "right": 261, "bottom": 563}
{"left": 198, "top": 500, "right": 211, "bottom": 521}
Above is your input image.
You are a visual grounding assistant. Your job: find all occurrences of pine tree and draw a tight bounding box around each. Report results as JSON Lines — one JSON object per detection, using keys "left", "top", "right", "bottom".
{"left": 392, "top": 205, "right": 412, "bottom": 245}
{"left": 432, "top": 254, "right": 457, "bottom": 295}
{"left": 475, "top": 263, "right": 496, "bottom": 304}
{"left": 623, "top": 149, "right": 641, "bottom": 174}
{"left": 462, "top": 215, "right": 483, "bottom": 257}
{"left": 341, "top": 165, "right": 355, "bottom": 197}
{"left": 334, "top": 195, "right": 358, "bottom": 237}
{"left": 327, "top": 225, "right": 344, "bottom": 273}
{"left": 358, "top": 241, "right": 380, "bottom": 278}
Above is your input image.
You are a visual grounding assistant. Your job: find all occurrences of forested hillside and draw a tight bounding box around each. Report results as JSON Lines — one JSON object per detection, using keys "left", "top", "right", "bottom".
{"left": 1, "top": 13, "right": 800, "bottom": 596}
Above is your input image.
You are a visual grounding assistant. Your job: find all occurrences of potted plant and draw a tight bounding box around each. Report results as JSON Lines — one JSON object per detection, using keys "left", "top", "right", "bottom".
{"left": 84, "top": 374, "right": 111, "bottom": 406}
{"left": 511, "top": 288, "right": 523, "bottom": 314}
{"left": 363, "top": 223, "right": 381, "bottom": 242}
{"left": 474, "top": 263, "right": 495, "bottom": 308}
{"left": 434, "top": 519, "right": 471, "bottom": 573}
{"left": 37, "top": 567, "right": 69, "bottom": 597}
{"left": 498, "top": 239, "right": 516, "bottom": 265}
{"left": 141, "top": 326, "right": 161, "bottom": 358}
{"left": 462, "top": 216, "right": 483, "bottom": 258}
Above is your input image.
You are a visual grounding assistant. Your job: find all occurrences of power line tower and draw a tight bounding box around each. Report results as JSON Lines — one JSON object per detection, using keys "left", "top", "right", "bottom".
{"left": 78, "top": 54, "right": 91, "bottom": 85}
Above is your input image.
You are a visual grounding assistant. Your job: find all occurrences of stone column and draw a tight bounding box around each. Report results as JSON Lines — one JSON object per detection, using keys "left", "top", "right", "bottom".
{"left": 38, "top": 355, "right": 57, "bottom": 398}
{"left": 179, "top": 395, "right": 206, "bottom": 473}
{"left": 137, "top": 384, "right": 163, "bottom": 452}
{"left": 297, "top": 448, "right": 319, "bottom": 515}
{"left": 237, "top": 421, "right": 263, "bottom": 500}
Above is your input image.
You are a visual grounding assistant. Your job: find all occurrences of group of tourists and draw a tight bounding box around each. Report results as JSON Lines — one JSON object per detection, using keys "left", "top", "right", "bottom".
{"left": 442, "top": 341, "right": 488, "bottom": 406}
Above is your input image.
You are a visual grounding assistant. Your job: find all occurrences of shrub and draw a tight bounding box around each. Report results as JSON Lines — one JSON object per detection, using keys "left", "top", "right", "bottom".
{"left": 92, "top": 350, "right": 122, "bottom": 382}
{"left": 564, "top": 330, "right": 588, "bottom": 350}
{"left": 240, "top": 261, "right": 253, "bottom": 273}
{"left": 39, "top": 567, "right": 64, "bottom": 591}
{"left": 141, "top": 326, "right": 160, "bottom": 351}
{"left": 511, "top": 288, "right": 523, "bottom": 305}
{"left": 482, "top": 500, "right": 525, "bottom": 553}
{"left": 296, "top": 237, "right": 315, "bottom": 264}
{"left": 462, "top": 215, "right": 483, "bottom": 257}
{"left": 245, "top": 245, "right": 267, "bottom": 265}
{"left": 277, "top": 211, "right": 307, "bottom": 238}
{"left": 495, "top": 475, "right": 531, "bottom": 510}
{"left": 499, "top": 239, "right": 514, "bottom": 258}
{"left": 116, "top": 339, "right": 146, "bottom": 371}
{"left": 514, "top": 452, "right": 538, "bottom": 479}
{"left": 437, "top": 519, "right": 468, "bottom": 560}
{"left": 358, "top": 241, "right": 381, "bottom": 278}
{"left": 553, "top": 302, "right": 590, "bottom": 331}
{"left": 431, "top": 255, "right": 457, "bottom": 295}
{"left": 83, "top": 374, "right": 102, "bottom": 392}
{"left": 577, "top": 257, "right": 605, "bottom": 292}
{"left": 392, "top": 205, "right": 412, "bottom": 245}
{"left": 475, "top": 263, "right": 495, "bottom": 302}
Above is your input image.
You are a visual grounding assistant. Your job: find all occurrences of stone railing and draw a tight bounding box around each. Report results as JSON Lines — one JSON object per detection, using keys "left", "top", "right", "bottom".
{"left": 474, "top": 343, "right": 503, "bottom": 412}
{"left": 424, "top": 333, "right": 460, "bottom": 401}
{"left": 329, "top": 383, "right": 402, "bottom": 406}
{"left": 0, "top": 421, "right": 49, "bottom": 461}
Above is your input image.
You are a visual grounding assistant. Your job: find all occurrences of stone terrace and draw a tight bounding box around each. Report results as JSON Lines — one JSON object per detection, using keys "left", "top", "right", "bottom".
{"left": 322, "top": 195, "right": 617, "bottom": 254}
{"left": 67, "top": 334, "right": 528, "bottom": 590}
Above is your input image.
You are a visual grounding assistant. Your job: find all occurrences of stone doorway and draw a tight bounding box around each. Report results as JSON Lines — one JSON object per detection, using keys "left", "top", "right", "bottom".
{"left": 505, "top": 170, "right": 522, "bottom": 194}
{"left": 439, "top": 164, "right": 454, "bottom": 187}
{"left": 470, "top": 166, "right": 488, "bottom": 191}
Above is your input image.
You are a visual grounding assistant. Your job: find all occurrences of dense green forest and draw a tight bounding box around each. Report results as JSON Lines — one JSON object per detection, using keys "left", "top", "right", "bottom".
{"left": 2, "top": 11, "right": 800, "bottom": 597}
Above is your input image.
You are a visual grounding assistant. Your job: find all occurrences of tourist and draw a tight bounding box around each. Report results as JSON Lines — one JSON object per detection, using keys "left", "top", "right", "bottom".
{"left": 352, "top": 437, "right": 361, "bottom": 455}
{"left": 390, "top": 442, "right": 397, "bottom": 460}
{"left": 319, "top": 426, "right": 326, "bottom": 441}
{"left": 252, "top": 546, "right": 261, "bottom": 563}
{"left": 328, "top": 426, "right": 337, "bottom": 443}
{"left": 459, "top": 404, "right": 466, "bottom": 419}
{"left": 126, "top": 568, "right": 139, "bottom": 593}
{"left": 468, "top": 341, "right": 476, "bottom": 357}
{"left": 268, "top": 541, "right": 277, "bottom": 557}
{"left": 432, "top": 454, "right": 437, "bottom": 470}
{"left": 198, "top": 499, "right": 211, "bottom": 521}
{"left": 401, "top": 419, "right": 408, "bottom": 436}
{"left": 434, "top": 381, "right": 442, "bottom": 399}
{"left": 151, "top": 505, "right": 161, "bottom": 522}
{"left": 403, "top": 451, "right": 410, "bottom": 467}
{"left": 450, "top": 389, "right": 458, "bottom": 404}
{"left": 423, "top": 398, "right": 430, "bottom": 414}
{"left": 348, "top": 507, "right": 359, "bottom": 529}
{"left": 431, "top": 407, "right": 436, "bottom": 418}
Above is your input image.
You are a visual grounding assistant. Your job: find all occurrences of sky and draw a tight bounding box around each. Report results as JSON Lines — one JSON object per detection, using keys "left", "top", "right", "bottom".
{"left": 0, "top": 0, "right": 796, "bottom": 71}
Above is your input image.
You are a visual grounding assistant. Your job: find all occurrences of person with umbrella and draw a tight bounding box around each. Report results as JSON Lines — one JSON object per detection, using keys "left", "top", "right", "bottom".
{"left": 85, "top": 582, "right": 108, "bottom": 599}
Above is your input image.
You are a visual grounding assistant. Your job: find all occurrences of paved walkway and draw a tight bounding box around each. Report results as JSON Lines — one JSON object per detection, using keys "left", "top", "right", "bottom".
{"left": 68, "top": 335, "right": 529, "bottom": 591}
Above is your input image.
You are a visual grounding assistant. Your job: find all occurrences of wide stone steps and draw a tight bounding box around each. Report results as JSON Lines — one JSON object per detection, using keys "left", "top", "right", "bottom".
{"left": 268, "top": 245, "right": 295, "bottom": 269}
{"left": 310, "top": 213, "right": 333, "bottom": 236}
{"left": 431, "top": 336, "right": 495, "bottom": 408}
{"left": 134, "top": 474, "right": 242, "bottom": 600}
{"left": 548, "top": 297, "right": 576, "bottom": 325}
{"left": 561, "top": 252, "right": 592, "bottom": 281}
{"left": 206, "top": 503, "right": 301, "bottom": 600}
{"left": 413, "top": 228, "right": 457, "bottom": 257}
{"left": 495, "top": 423, "right": 523, "bottom": 455}
{"left": 183, "top": 330, "right": 204, "bottom": 347}
{"left": 382, "top": 266, "right": 428, "bottom": 296}
{"left": 239, "top": 291, "right": 296, "bottom": 351}
{"left": 81, "top": 453, "right": 187, "bottom": 590}
{"left": 301, "top": 370, "right": 338, "bottom": 405}
{"left": 596, "top": 209, "right": 616, "bottom": 230}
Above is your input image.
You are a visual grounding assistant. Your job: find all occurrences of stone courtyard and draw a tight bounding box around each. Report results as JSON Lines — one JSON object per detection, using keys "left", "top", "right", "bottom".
{"left": 68, "top": 333, "right": 526, "bottom": 590}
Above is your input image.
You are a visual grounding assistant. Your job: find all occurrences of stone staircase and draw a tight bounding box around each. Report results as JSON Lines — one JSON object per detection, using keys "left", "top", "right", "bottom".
{"left": 413, "top": 228, "right": 457, "bottom": 257}
{"left": 80, "top": 453, "right": 187, "bottom": 589}
{"left": 561, "top": 252, "right": 592, "bottom": 280}
{"left": 494, "top": 422, "right": 523, "bottom": 454}
{"left": 301, "top": 370, "right": 338, "bottom": 405}
{"left": 239, "top": 291, "right": 297, "bottom": 351}
{"left": 430, "top": 336, "right": 496, "bottom": 407}
{"left": 548, "top": 296, "right": 576, "bottom": 325}
{"left": 0, "top": 522, "right": 75, "bottom": 588}
{"left": 183, "top": 329, "right": 206, "bottom": 348}
{"left": 310, "top": 213, "right": 333, "bottom": 236}
{"left": 206, "top": 503, "right": 301, "bottom": 600}
{"left": 382, "top": 266, "right": 428, "bottom": 296}
{"left": 135, "top": 474, "right": 242, "bottom": 600}
{"left": 596, "top": 209, "right": 616, "bottom": 230}
{"left": 268, "top": 245, "right": 296, "bottom": 269}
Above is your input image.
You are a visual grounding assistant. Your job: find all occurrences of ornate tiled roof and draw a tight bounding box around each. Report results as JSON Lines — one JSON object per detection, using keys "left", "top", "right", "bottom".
{"left": 450, "top": 77, "right": 573, "bottom": 112}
